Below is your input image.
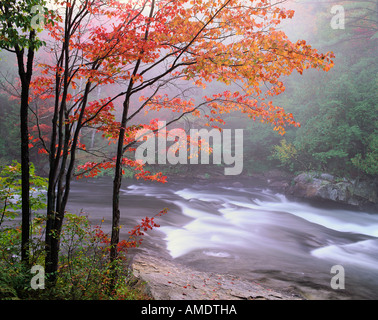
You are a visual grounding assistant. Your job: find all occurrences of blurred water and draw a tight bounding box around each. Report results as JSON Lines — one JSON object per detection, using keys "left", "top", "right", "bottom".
{"left": 67, "top": 178, "right": 378, "bottom": 299}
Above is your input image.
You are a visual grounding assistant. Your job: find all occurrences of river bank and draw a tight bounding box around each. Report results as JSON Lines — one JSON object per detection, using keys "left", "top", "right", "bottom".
{"left": 130, "top": 254, "right": 303, "bottom": 300}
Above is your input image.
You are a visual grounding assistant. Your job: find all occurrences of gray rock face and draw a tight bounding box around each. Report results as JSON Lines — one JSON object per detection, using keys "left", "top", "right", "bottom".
{"left": 289, "top": 172, "right": 377, "bottom": 208}
{"left": 131, "top": 254, "right": 302, "bottom": 300}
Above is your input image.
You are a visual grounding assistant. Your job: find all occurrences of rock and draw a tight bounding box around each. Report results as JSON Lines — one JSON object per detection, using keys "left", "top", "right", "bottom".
{"left": 320, "top": 173, "right": 335, "bottom": 182}
{"left": 131, "top": 254, "right": 303, "bottom": 300}
{"left": 262, "top": 169, "right": 294, "bottom": 192}
{"left": 268, "top": 181, "right": 289, "bottom": 190}
{"left": 264, "top": 169, "right": 294, "bottom": 182}
{"left": 231, "top": 181, "right": 244, "bottom": 188}
{"left": 289, "top": 172, "right": 377, "bottom": 209}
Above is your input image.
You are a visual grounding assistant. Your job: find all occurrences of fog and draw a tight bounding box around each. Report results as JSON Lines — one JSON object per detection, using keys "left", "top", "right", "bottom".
{"left": 0, "top": 0, "right": 377, "bottom": 301}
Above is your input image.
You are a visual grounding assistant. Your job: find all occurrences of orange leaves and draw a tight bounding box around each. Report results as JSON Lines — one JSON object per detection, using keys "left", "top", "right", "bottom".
{"left": 144, "top": 94, "right": 196, "bottom": 115}
{"left": 76, "top": 161, "right": 114, "bottom": 179}
{"left": 89, "top": 207, "right": 168, "bottom": 254}
{"left": 38, "top": 0, "right": 334, "bottom": 109}
{"left": 76, "top": 156, "right": 167, "bottom": 183}
{"left": 117, "top": 208, "right": 168, "bottom": 253}
{"left": 194, "top": 78, "right": 206, "bottom": 89}
{"left": 123, "top": 157, "right": 168, "bottom": 183}
{"left": 201, "top": 89, "right": 299, "bottom": 134}
{"left": 31, "top": 0, "right": 335, "bottom": 187}
{"left": 38, "top": 148, "right": 49, "bottom": 155}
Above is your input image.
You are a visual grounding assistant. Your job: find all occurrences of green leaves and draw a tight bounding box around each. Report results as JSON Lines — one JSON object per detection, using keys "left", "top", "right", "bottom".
{"left": 0, "top": 0, "right": 50, "bottom": 51}
{"left": 0, "top": 161, "right": 47, "bottom": 227}
{"left": 271, "top": 139, "right": 299, "bottom": 172}
{"left": 352, "top": 133, "right": 378, "bottom": 176}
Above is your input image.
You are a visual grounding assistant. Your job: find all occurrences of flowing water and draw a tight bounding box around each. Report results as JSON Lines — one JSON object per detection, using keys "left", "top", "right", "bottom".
{"left": 67, "top": 177, "right": 378, "bottom": 299}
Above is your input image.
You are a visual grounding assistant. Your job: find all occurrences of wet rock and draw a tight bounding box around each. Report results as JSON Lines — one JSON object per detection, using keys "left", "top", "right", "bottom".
{"left": 263, "top": 169, "right": 293, "bottom": 192}
{"left": 131, "top": 254, "right": 303, "bottom": 300}
{"left": 268, "top": 181, "right": 289, "bottom": 190}
{"left": 289, "top": 172, "right": 377, "bottom": 209}
{"left": 320, "top": 173, "right": 335, "bottom": 182}
{"left": 231, "top": 181, "right": 244, "bottom": 188}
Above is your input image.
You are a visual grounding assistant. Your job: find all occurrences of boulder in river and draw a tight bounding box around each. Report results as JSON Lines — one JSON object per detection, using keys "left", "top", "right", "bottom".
{"left": 288, "top": 172, "right": 377, "bottom": 209}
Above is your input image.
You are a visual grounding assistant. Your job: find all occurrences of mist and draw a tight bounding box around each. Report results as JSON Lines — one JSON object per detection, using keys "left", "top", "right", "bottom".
{"left": 0, "top": 0, "right": 377, "bottom": 302}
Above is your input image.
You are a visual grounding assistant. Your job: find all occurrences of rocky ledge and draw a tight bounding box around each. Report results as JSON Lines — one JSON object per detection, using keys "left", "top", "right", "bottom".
{"left": 130, "top": 254, "right": 303, "bottom": 300}
{"left": 286, "top": 172, "right": 377, "bottom": 210}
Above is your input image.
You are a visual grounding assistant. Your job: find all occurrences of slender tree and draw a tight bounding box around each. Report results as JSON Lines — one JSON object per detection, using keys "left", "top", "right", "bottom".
{"left": 30, "top": 0, "right": 145, "bottom": 282}
{"left": 0, "top": 0, "right": 48, "bottom": 265}
{"left": 32, "top": 0, "right": 117, "bottom": 282}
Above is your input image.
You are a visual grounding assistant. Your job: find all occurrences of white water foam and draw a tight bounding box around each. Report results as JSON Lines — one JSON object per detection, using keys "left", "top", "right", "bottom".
{"left": 175, "top": 188, "right": 225, "bottom": 202}
{"left": 160, "top": 212, "right": 254, "bottom": 258}
{"left": 176, "top": 187, "right": 378, "bottom": 238}
{"left": 171, "top": 200, "right": 214, "bottom": 219}
{"left": 203, "top": 251, "right": 232, "bottom": 258}
{"left": 250, "top": 197, "right": 378, "bottom": 238}
{"left": 121, "top": 184, "right": 172, "bottom": 199}
{"left": 311, "top": 239, "right": 378, "bottom": 270}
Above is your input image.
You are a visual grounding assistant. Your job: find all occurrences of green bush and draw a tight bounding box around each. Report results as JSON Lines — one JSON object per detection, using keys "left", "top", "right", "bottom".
{"left": 0, "top": 162, "right": 149, "bottom": 300}
{"left": 0, "top": 212, "right": 151, "bottom": 300}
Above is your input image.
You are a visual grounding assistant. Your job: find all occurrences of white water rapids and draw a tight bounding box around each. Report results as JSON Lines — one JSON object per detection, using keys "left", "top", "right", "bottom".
{"left": 67, "top": 178, "right": 378, "bottom": 299}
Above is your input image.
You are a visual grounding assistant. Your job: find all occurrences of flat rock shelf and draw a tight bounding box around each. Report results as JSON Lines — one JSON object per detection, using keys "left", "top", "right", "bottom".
{"left": 131, "top": 254, "right": 304, "bottom": 300}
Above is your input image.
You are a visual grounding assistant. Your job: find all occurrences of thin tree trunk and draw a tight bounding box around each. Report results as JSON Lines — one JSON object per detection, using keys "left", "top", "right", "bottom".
{"left": 15, "top": 31, "right": 35, "bottom": 266}
{"left": 110, "top": 98, "right": 130, "bottom": 263}
{"left": 109, "top": 0, "right": 155, "bottom": 265}
{"left": 45, "top": 6, "right": 72, "bottom": 281}
{"left": 20, "top": 82, "right": 31, "bottom": 265}
{"left": 45, "top": 80, "right": 92, "bottom": 284}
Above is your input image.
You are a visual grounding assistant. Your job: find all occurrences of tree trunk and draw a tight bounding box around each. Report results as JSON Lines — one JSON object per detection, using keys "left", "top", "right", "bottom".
{"left": 110, "top": 98, "right": 130, "bottom": 263}
{"left": 45, "top": 80, "right": 92, "bottom": 284}
{"left": 20, "top": 80, "right": 31, "bottom": 265}
{"left": 15, "top": 33, "right": 35, "bottom": 266}
{"left": 109, "top": 0, "right": 153, "bottom": 265}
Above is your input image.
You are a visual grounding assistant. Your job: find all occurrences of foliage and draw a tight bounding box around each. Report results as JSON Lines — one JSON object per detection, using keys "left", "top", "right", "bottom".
{"left": 0, "top": 0, "right": 52, "bottom": 50}
{"left": 28, "top": 0, "right": 335, "bottom": 171}
{"left": 55, "top": 213, "right": 150, "bottom": 300}
{"left": 352, "top": 132, "right": 378, "bottom": 176}
{"left": 1, "top": 0, "right": 57, "bottom": 265}
{"left": 0, "top": 209, "right": 166, "bottom": 299}
{"left": 268, "top": 0, "right": 378, "bottom": 178}
{"left": 243, "top": 120, "right": 283, "bottom": 173}
{"left": 0, "top": 212, "right": 45, "bottom": 299}
{"left": 271, "top": 139, "right": 298, "bottom": 172}
{"left": 0, "top": 160, "right": 164, "bottom": 299}
{"left": 0, "top": 161, "right": 47, "bottom": 227}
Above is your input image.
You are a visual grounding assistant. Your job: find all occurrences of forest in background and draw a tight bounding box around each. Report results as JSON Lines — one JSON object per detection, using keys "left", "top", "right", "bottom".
{"left": 255, "top": 0, "right": 378, "bottom": 179}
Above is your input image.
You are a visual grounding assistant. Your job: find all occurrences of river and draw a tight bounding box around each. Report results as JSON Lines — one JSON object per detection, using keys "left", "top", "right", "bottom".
{"left": 66, "top": 177, "right": 378, "bottom": 300}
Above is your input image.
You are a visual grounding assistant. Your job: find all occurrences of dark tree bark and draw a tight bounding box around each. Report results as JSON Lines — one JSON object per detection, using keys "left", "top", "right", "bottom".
{"left": 110, "top": 98, "right": 130, "bottom": 263}
{"left": 14, "top": 30, "right": 36, "bottom": 266}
